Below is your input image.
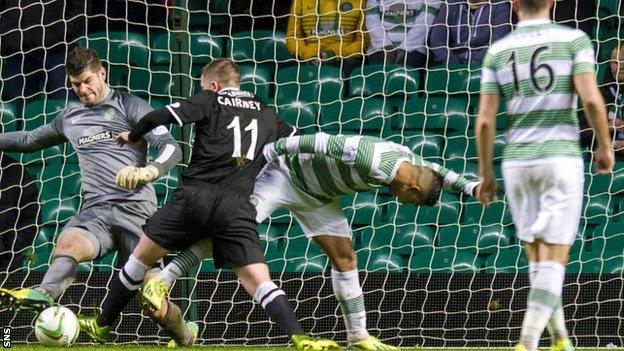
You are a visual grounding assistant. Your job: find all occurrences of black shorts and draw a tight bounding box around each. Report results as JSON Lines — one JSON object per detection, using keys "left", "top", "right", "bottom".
{"left": 143, "top": 185, "right": 265, "bottom": 269}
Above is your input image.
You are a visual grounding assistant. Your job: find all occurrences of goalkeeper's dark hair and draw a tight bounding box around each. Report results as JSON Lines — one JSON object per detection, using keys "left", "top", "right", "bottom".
{"left": 518, "top": 0, "right": 549, "bottom": 14}
{"left": 201, "top": 58, "right": 240, "bottom": 86}
{"left": 66, "top": 47, "right": 103, "bottom": 77}
{"left": 424, "top": 170, "right": 444, "bottom": 207}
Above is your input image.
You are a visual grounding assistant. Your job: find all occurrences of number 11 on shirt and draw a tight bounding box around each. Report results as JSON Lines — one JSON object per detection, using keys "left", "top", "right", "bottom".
{"left": 227, "top": 116, "right": 258, "bottom": 161}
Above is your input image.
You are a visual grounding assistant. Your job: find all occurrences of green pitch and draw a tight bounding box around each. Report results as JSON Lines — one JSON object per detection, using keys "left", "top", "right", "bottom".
{"left": 7, "top": 346, "right": 624, "bottom": 351}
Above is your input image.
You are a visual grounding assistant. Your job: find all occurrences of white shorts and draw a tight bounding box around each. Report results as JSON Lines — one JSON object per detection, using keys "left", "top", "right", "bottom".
{"left": 252, "top": 160, "right": 351, "bottom": 239}
{"left": 502, "top": 158, "right": 584, "bottom": 246}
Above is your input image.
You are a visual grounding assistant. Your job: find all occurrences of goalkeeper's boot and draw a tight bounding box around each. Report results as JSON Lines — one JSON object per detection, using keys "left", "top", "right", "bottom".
{"left": 347, "top": 336, "right": 399, "bottom": 351}
{"left": 0, "top": 287, "right": 53, "bottom": 312}
{"left": 141, "top": 278, "right": 169, "bottom": 312}
{"left": 291, "top": 334, "right": 342, "bottom": 350}
{"left": 166, "top": 321, "right": 199, "bottom": 348}
{"left": 77, "top": 315, "right": 110, "bottom": 344}
{"left": 514, "top": 343, "right": 528, "bottom": 351}
{"left": 550, "top": 338, "right": 574, "bottom": 351}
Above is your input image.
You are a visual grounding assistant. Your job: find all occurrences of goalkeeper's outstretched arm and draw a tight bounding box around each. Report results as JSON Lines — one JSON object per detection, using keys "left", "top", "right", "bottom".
{"left": 0, "top": 119, "right": 67, "bottom": 153}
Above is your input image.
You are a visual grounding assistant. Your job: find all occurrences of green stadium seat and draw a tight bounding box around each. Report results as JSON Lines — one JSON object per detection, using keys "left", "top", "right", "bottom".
{"left": 17, "top": 145, "right": 63, "bottom": 166}
{"left": 22, "top": 99, "right": 66, "bottom": 130}
{"left": 410, "top": 248, "right": 480, "bottom": 274}
{"left": 483, "top": 246, "right": 528, "bottom": 273}
{"left": 275, "top": 65, "right": 342, "bottom": 104}
{"left": 239, "top": 65, "right": 272, "bottom": 103}
{"left": 282, "top": 224, "right": 324, "bottom": 257}
{"left": 443, "top": 131, "right": 506, "bottom": 163}
{"left": 82, "top": 31, "right": 149, "bottom": 67}
{"left": 35, "top": 163, "right": 82, "bottom": 198}
{"left": 477, "top": 224, "right": 513, "bottom": 254}
{"left": 228, "top": 30, "right": 292, "bottom": 64}
{"left": 386, "top": 133, "right": 443, "bottom": 162}
{"left": 342, "top": 192, "right": 383, "bottom": 226}
{"left": 275, "top": 100, "right": 318, "bottom": 134}
{"left": 258, "top": 224, "right": 284, "bottom": 245}
{"left": 443, "top": 159, "right": 479, "bottom": 180}
{"left": 425, "top": 64, "right": 481, "bottom": 95}
{"left": 151, "top": 32, "right": 223, "bottom": 66}
{"left": 0, "top": 102, "right": 19, "bottom": 133}
{"left": 437, "top": 224, "right": 511, "bottom": 254}
{"left": 357, "top": 248, "right": 407, "bottom": 272}
{"left": 464, "top": 199, "right": 513, "bottom": 225}
{"left": 583, "top": 194, "right": 612, "bottom": 225}
{"left": 389, "top": 193, "right": 460, "bottom": 226}
{"left": 39, "top": 197, "right": 80, "bottom": 226}
{"left": 349, "top": 64, "right": 419, "bottom": 97}
{"left": 586, "top": 163, "right": 624, "bottom": 195}
{"left": 591, "top": 223, "right": 624, "bottom": 253}
{"left": 320, "top": 98, "right": 392, "bottom": 136}
{"left": 188, "top": 0, "right": 229, "bottom": 30}
{"left": 93, "top": 252, "right": 118, "bottom": 272}
{"left": 284, "top": 256, "right": 328, "bottom": 272}
{"left": 392, "top": 224, "right": 435, "bottom": 254}
{"left": 395, "top": 96, "right": 469, "bottom": 133}
{"left": 568, "top": 249, "right": 624, "bottom": 274}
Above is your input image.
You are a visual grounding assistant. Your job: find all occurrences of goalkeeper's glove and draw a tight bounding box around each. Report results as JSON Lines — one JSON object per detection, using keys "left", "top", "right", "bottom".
{"left": 116, "top": 165, "right": 160, "bottom": 190}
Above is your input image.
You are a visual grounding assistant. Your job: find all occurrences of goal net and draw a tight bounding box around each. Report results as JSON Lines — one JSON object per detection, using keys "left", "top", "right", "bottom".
{"left": 0, "top": 0, "right": 623, "bottom": 348}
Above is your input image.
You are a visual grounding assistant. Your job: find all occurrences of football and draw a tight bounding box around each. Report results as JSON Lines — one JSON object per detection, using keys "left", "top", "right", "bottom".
{"left": 34, "top": 306, "right": 80, "bottom": 346}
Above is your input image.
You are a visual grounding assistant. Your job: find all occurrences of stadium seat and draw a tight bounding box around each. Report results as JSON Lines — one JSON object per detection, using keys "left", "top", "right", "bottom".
{"left": 410, "top": 248, "right": 480, "bottom": 274}
{"left": 239, "top": 64, "right": 272, "bottom": 103}
{"left": 22, "top": 99, "right": 67, "bottom": 130}
{"left": 586, "top": 163, "right": 624, "bottom": 196}
{"left": 591, "top": 223, "right": 624, "bottom": 253}
{"left": 0, "top": 102, "right": 19, "bottom": 133}
{"left": 187, "top": 0, "right": 229, "bottom": 30}
{"left": 38, "top": 163, "right": 82, "bottom": 197}
{"left": 386, "top": 133, "right": 443, "bottom": 161}
{"left": 93, "top": 252, "right": 118, "bottom": 272}
{"left": 464, "top": 199, "right": 513, "bottom": 225}
{"left": 437, "top": 225, "right": 477, "bottom": 251}
{"left": 284, "top": 255, "right": 328, "bottom": 272}
{"left": 342, "top": 192, "right": 383, "bottom": 226}
{"left": 282, "top": 224, "right": 324, "bottom": 257}
{"left": 39, "top": 197, "right": 80, "bottom": 226}
{"left": 392, "top": 224, "right": 435, "bottom": 254}
{"left": 396, "top": 96, "right": 469, "bottom": 134}
{"left": 389, "top": 193, "right": 461, "bottom": 226}
{"left": 425, "top": 64, "right": 481, "bottom": 95}
{"left": 151, "top": 32, "right": 223, "bottom": 66}
{"left": 357, "top": 248, "right": 407, "bottom": 272}
{"left": 583, "top": 194, "right": 612, "bottom": 225}
{"left": 443, "top": 131, "right": 506, "bottom": 163}
{"left": 228, "top": 30, "right": 292, "bottom": 64}
{"left": 82, "top": 31, "right": 149, "bottom": 67}
{"left": 568, "top": 249, "right": 624, "bottom": 274}
{"left": 18, "top": 145, "right": 64, "bottom": 166}
{"left": 320, "top": 98, "right": 392, "bottom": 136}
{"left": 483, "top": 246, "right": 528, "bottom": 273}
{"left": 477, "top": 224, "right": 513, "bottom": 254}
{"left": 275, "top": 99, "right": 318, "bottom": 134}
{"left": 348, "top": 64, "right": 419, "bottom": 97}
{"left": 275, "top": 65, "right": 342, "bottom": 104}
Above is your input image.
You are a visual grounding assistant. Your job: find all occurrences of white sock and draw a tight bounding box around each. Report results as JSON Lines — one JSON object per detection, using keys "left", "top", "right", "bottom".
{"left": 520, "top": 261, "right": 565, "bottom": 351}
{"left": 528, "top": 261, "right": 568, "bottom": 342}
{"left": 332, "top": 269, "right": 368, "bottom": 342}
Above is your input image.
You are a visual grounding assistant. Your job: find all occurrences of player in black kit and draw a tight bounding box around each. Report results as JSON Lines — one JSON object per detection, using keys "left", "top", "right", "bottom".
{"left": 78, "top": 59, "right": 340, "bottom": 350}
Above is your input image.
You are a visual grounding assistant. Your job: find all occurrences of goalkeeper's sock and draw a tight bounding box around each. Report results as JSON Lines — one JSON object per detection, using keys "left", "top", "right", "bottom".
{"left": 253, "top": 281, "right": 303, "bottom": 336}
{"left": 157, "top": 301, "right": 195, "bottom": 346}
{"left": 520, "top": 261, "right": 565, "bottom": 351}
{"left": 159, "top": 241, "right": 210, "bottom": 286}
{"left": 528, "top": 261, "right": 569, "bottom": 341}
{"left": 331, "top": 269, "right": 368, "bottom": 342}
{"left": 39, "top": 255, "right": 78, "bottom": 300}
{"left": 98, "top": 255, "right": 148, "bottom": 326}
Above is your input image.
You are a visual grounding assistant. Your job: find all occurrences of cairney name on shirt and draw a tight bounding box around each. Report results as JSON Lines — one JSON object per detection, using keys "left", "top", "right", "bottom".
{"left": 217, "top": 96, "right": 261, "bottom": 110}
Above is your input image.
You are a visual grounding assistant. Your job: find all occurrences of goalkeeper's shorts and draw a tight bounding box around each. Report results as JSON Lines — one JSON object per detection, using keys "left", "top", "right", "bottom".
{"left": 143, "top": 185, "right": 265, "bottom": 269}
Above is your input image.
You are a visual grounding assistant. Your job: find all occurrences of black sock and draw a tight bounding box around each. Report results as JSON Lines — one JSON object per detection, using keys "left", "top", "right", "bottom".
{"left": 253, "top": 282, "right": 304, "bottom": 336}
{"left": 97, "top": 256, "right": 146, "bottom": 326}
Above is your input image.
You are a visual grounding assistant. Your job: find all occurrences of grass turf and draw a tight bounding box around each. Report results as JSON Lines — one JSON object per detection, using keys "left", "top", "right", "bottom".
{"left": 7, "top": 346, "right": 624, "bottom": 351}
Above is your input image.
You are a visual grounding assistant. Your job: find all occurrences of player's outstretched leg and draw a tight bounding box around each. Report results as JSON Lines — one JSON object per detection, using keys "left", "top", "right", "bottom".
{"left": 0, "top": 232, "right": 92, "bottom": 312}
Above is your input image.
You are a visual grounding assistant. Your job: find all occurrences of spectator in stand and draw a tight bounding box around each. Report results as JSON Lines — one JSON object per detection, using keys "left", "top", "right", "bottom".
{"left": 0, "top": 153, "right": 39, "bottom": 271}
{"left": 286, "top": 0, "right": 367, "bottom": 76}
{"left": 430, "top": 0, "right": 512, "bottom": 66}
{"left": 580, "top": 45, "right": 624, "bottom": 160}
{"left": 0, "top": 0, "right": 85, "bottom": 103}
{"left": 365, "top": 0, "right": 442, "bottom": 68}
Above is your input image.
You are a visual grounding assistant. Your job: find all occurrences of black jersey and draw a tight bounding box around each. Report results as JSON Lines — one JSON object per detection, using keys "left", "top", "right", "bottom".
{"left": 165, "top": 87, "right": 295, "bottom": 195}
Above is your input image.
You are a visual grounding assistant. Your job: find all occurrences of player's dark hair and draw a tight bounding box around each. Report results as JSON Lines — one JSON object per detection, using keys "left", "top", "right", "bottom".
{"left": 518, "top": 0, "right": 549, "bottom": 14}
{"left": 201, "top": 58, "right": 240, "bottom": 86}
{"left": 66, "top": 47, "right": 103, "bottom": 77}
{"left": 424, "top": 170, "right": 444, "bottom": 207}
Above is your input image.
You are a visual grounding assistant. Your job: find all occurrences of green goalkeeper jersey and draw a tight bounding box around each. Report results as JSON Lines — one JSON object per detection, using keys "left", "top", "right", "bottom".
{"left": 480, "top": 19, "right": 595, "bottom": 164}
{"left": 263, "top": 133, "right": 479, "bottom": 203}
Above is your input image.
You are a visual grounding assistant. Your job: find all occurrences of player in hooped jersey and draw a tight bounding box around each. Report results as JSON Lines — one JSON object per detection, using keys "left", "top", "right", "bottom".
{"left": 0, "top": 48, "right": 182, "bottom": 310}
{"left": 79, "top": 59, "right": 340, "bottom": 350}
{"left": 142, "top": 132, "right": 481, "bottom": 350}
{"left": 476, "top": 1, "right": 614, "bottom": 350}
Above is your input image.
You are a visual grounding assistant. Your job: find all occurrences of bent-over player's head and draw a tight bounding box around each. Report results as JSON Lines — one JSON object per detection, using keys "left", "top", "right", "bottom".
{"left": 513, "top": 0, "right": 553, "bottom": 18}
{"left": 200, "top": 58, "right": 241, "bottom": 92}
{"left": 611, "top": 46, "right": 624, "bottom": 82}
{"left": 66, "top": 47, "right": 108, "bottom": 107}
{"left": 388, "top": 164, "right": 443, "bottom": 207}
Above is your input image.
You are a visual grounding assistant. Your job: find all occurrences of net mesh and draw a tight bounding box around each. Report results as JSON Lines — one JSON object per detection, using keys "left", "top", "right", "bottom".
{"left": 0, "top": 0, "right": 623, "bottom": 347}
